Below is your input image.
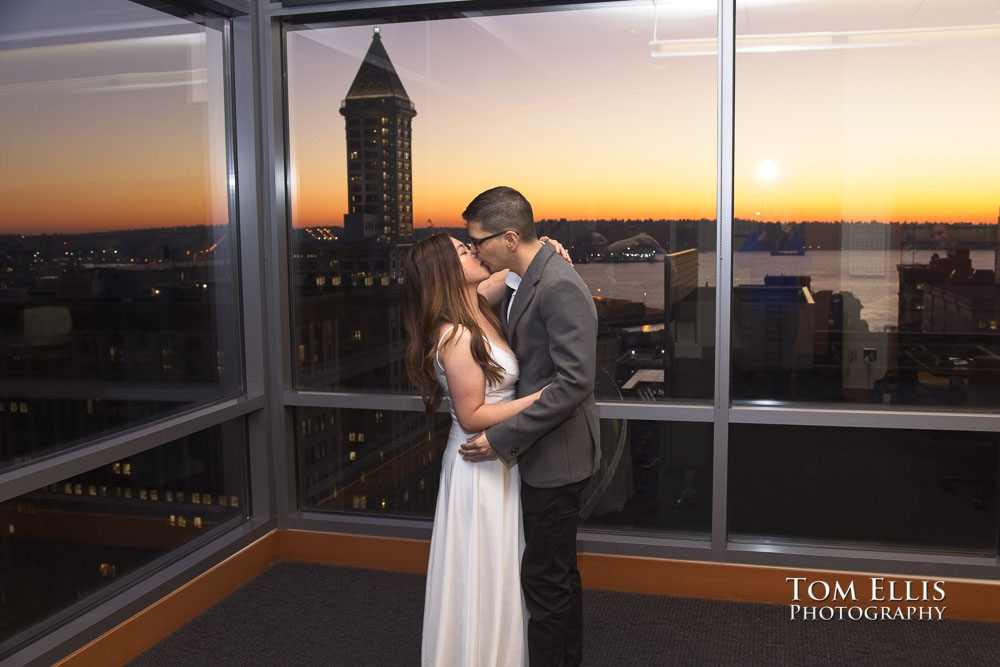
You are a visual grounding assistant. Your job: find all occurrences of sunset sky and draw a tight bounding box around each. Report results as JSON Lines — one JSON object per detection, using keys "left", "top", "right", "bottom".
{"left": 2, "top": 0, "right": 999, "bottom": 234}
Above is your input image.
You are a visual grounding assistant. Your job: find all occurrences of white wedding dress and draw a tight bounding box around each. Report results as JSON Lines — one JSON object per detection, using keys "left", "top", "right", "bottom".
{"left": 421, "top": 326, "right": 527, "bottom": 667}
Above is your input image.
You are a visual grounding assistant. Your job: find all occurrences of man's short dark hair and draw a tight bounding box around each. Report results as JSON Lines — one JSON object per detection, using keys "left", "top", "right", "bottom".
{"left": 462, "top": 186, "right": 537, "bottom": 241}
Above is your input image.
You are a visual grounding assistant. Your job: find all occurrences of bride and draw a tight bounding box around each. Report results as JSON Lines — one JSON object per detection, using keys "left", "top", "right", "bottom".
{"left": 404, "top": 233, "right": 552, "bottom": 666}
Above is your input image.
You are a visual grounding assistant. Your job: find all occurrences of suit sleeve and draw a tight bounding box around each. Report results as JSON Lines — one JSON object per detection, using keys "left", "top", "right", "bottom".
{"left": 486, "top": 272, "right": 597, "bottom": 463}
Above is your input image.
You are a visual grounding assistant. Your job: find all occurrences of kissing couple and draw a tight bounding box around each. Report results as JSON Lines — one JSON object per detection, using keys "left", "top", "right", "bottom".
{"left": 404, "top": 186, "right": 601, "bottom": 666}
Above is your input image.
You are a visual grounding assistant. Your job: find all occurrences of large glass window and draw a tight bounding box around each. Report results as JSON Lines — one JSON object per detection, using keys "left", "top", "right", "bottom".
{"left": 0, "top": 420, "right": 248, "bottom": 654}
{"left": 582, "top": 420, "right": 712, "bottom": 538}
{"left": 286, "top": 0, "right": 717, "bottom": 401}
{"left": 729, "top": 424, "right": 998, "bottom": 555}
{"left": 0, "top": 0, "right": 240, "bottom": 467}
{"left": 295, "top": 407, "right": 450, "bottom": 517}
{"left": 297, "top": 407, "right": 712, "bottom": 538}
{"left": 733, "top": 0, "right": 1000, "bottom": 407}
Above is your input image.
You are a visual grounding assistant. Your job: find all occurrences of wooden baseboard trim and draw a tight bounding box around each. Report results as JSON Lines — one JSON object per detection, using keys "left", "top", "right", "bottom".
{"left": 280, "top": 529, "right": 430, "bottom": 573}
{"left": 55, "top": 529, "right": 1000, "bottom": 666}
{"left": 283, "top": 530, "right": 999, "bottom": 623}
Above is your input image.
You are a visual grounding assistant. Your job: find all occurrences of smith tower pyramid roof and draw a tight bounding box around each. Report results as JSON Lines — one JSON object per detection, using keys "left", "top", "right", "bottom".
{"left": 344, "top": 26, "right": 414, "bottom": 106}
{"left": 341, "top": 27, "right": 416, "bottom": 245}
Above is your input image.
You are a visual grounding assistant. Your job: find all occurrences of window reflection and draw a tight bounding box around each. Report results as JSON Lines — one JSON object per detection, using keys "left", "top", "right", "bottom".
{"left": 582, "top": 420, "right": 712, "bottom": 537}
{"left": 286, "top": 2, "right": 716, "bottom": 400}
{"left": 0, "top": 1, "right": 239, "bottom": 467}
{"left": 296, "top": 407, "right": 450, "bottom": 517}
{"left": 297, "top": 408, "right": 711, "bottom": 538}
{"left": 729, "top": 424, "right": 998, "bottom": 554}
{"left": 0, "top": 420, "right": 247, "bottom": 650}
{"left": 733, "top": 0, "right": 1000, "bottom": 407}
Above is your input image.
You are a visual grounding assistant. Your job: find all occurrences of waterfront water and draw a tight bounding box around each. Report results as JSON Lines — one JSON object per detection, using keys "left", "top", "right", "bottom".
{"left": 574, "top": 249, "right": 997, "bottom": 333}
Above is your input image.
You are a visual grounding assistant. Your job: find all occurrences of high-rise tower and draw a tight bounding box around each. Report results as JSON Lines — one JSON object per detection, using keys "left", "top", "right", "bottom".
{"left": 340, "top": 27, "right": 416, "bottom": 245}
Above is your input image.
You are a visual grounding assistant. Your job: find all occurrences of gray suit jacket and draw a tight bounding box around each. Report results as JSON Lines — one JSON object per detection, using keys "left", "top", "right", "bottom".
{"left": 486, "top": 244, "right": 601, "bottom": 487}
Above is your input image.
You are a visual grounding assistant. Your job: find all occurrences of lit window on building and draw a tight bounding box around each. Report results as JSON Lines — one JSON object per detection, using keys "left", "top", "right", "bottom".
{"left": 230, "top": 495, "right": 239, "bottom": 507}
{"left": 194, "top": 517, "right": 202, "bottom": 528}
{"left": 123, "top": 463, "right": 131, "bottom": 476}
{"left": 74, "top": 483, "right": 83, "bottom": 495}
{"left": 358, "top": 433, "right": 365, "bottom": 443}
{"left": 150, "top": 489, "right": 158, "bottom": 501}
{"left": 63, "top": 483, "right": 72, "bottom": 494}
{"left": 192, "top": 493, "right": 201, "bottom": 504}
{"left": 18, "top": 402, "right": 27, "bottom": 413}
{"left": 99, "top": 563, "right": 116, "bottom": 578}
{"left": 352, "top": 329, "right": 362, "bottom": 341}
{"left": 315, "top": 275, "right": 326, "bottom": 287}
{"left": 176, "top": 491, "right": 185, "bottom": 502}
{"left": 178, "top": 516, "right": 187, "bottom": 527}
{"left": 169, "top": 514, "right": 176, "bottom": 526}
{"left": 124, "top": 488, "right": 132, "bottom": 499}
{"left": 166, "top": 491, "right": 174, "bottom": 502}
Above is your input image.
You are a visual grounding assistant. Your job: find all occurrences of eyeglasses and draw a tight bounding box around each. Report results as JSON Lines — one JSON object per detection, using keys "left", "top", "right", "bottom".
{"left": 467, "top": 229, "right": 516, "bottom": 251}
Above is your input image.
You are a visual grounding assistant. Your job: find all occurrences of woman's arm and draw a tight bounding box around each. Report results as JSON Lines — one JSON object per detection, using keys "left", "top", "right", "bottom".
{"left": 477, "top": 269, "right": 509, "bottom": 307}
{"left": 438, "top": 326, "right": 543, "bottom": 433}
{"left": 476, "top": 238, "right": 571, "bottom": 306}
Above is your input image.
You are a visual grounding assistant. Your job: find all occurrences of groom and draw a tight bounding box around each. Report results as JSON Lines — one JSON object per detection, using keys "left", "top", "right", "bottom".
{"left": 459, "top": 186, "right": 600, "bottom": 667}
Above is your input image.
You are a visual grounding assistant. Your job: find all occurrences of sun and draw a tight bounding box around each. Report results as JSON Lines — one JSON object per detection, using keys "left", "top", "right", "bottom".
{"left": 756, "top": 160, "right": 779, "bottom": 182}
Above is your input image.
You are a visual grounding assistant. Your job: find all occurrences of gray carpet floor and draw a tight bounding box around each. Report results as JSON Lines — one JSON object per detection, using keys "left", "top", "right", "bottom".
{"left": 129, "top": 561, "right": 1000, "bottom": 666}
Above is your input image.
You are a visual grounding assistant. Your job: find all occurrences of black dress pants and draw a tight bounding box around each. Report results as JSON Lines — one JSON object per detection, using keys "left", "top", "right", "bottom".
{"left": 520, "top": 477, "right": 590, "bottom": 667}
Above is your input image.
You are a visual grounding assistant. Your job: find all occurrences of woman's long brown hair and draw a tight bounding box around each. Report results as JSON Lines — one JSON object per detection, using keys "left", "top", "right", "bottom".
{"left": 403, "top": 233, "right": 507, "bottom": 414}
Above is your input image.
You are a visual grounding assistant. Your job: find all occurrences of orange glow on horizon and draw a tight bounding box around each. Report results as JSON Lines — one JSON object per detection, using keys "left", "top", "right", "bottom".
{"left": 4, "top": 3, "right": 1000, "bottom": 235}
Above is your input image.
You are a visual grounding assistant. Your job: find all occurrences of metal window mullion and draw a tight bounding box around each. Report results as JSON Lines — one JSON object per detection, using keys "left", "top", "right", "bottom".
{"left": 264, "top": 7, "right": 297, "bottom": 524}
{"left": 726, "top": 542, "right": 999, "bottom": 580}
{"left": 730, "top": 404, "right": 1000, "bottom": 433}
{"left": 232, "top": 6, "right": 277, "bottom": 529}
{"left": 712, "top": 0, "right": 736, "bottom": 563}
{"left": 596, "top": 402, "right": 715, "bottom": 422}
{"left": 0, "top": 395, "right": 263, "bottom": 503}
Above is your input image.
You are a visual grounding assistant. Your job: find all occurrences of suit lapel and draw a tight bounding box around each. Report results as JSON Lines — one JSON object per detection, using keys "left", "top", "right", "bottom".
{"left": 506, "top": 244, "right": 555, "bottom": 346}
{"left": 501, "top": 286, "right": 514, "bottom": 333}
